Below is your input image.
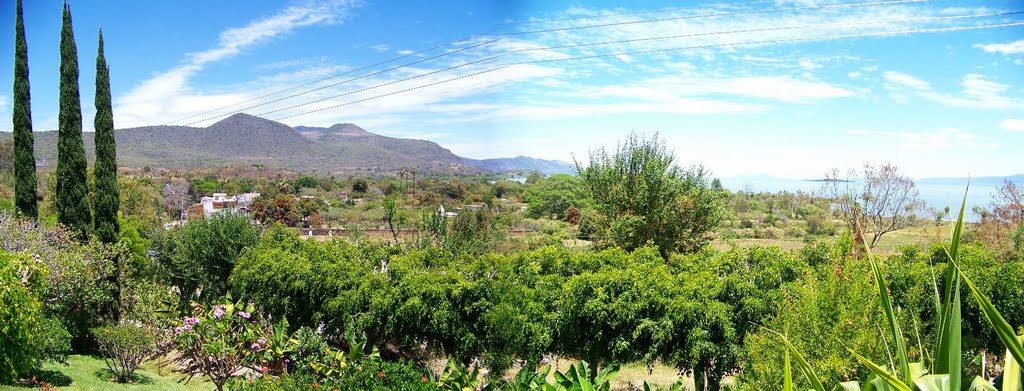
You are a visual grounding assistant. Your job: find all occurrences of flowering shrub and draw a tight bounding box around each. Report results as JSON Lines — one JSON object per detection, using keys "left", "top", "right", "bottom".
{"left": 171, "top": 297, "right": 280, "bottom": 391}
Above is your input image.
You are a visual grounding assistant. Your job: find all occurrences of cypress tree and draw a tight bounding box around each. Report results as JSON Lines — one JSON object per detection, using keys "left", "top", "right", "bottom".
{"left": 56, "top": 1, "right": 90, "bottom": 239}
{"left": 93, "top": 30, "right": 118, "bottom": 243}
{"left": 12, "top": 0, "right": 38, "bottom": 218}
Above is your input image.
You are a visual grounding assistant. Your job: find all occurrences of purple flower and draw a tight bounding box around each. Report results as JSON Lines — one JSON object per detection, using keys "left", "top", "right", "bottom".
{"left": 183, "top": 317, "right": 200, "bottom": 326}
{"left": 250, "top": 343, "right": 261, "bottom": 350}
{"left": 257, "top": 337, "right": 267, "bottom": 345}
{"left": 238, "top": 311, "right": 251, "bottom": 319}
{"left": 212, "top": 305, "right": 226, "bottom": 319}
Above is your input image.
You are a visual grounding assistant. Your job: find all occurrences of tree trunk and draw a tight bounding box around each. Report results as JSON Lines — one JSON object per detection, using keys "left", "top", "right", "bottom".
{"left": 694, "top": 369, "right": 706, "bottom": 391}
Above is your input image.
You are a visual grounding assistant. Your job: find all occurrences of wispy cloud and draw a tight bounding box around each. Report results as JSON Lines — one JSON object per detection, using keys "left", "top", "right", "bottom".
{"left": 370, "top": 44, "right": 390, "bottom": 53}
{"left": 115, "top": 0, "right": 358, "bottom": 127}
{"left": 1001, "top": 119, "right": 1024, "bottom": 132}
{"left": 974, "top": 39, "right": 1024, "bottom": 55}
{"left": 883, "top": 71, "right": 1023, "bottom": 109}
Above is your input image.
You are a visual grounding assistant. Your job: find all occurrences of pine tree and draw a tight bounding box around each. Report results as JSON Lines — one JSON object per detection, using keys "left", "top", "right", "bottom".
{"left": 12, "top": 0, "right": 38, "bottom": 218}
{"left": 93, "top": 30, "right": 119, "bottom": 243}
{"left": 56, "top": 2, "right": 90, "bottom": 239}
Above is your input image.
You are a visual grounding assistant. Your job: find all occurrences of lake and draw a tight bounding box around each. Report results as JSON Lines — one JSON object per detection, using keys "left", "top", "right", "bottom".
{"left": 719, "top": 176, "right": 1012, "bottom": 222}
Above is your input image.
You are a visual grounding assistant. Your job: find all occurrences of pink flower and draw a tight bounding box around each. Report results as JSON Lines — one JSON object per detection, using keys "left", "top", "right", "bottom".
{"left": 212, "top": 305, "right": 226, "bottom": 319}
{"left": 238, "top": 311, "right": 251, "bottom": 319}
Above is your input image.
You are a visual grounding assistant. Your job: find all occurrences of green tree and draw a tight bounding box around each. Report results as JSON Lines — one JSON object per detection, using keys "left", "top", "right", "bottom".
{"left": 576, "top": 132, "right": 720, "bottom": 258}
{"left": 92, "top": 30, "right": 119, "bottom": 243}
{"left": 524, "top": 174, "right": 588, "bottom": 221}
{"left": 12, "top": 0, "right": 38, "bottom": 218}
{"left": 154, "top": 214, "right": 259, "bottom": 308}
{"left": 55, "top": 2, "right": 91, "bottom": 239}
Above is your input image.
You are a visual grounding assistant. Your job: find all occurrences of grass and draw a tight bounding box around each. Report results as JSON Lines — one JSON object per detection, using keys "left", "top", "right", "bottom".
{"left": 0, "top": 355, "right": 212, "bottom": 391}
{"left": 713, "top": 224, "right": 953, "bottom": 255}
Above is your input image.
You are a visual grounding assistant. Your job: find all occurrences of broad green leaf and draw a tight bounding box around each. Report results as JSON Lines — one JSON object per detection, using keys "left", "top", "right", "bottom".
{"left": 968, "top": 376, "right": 997, "bottom": 391}
{"left": 864, "top": 244, "right": 912, "bottom": 385}
{"left": 912, "top": 374, "right": 948, "bottom": 391}
{"left": 764, "top": 327, "right": 826, "bottom": 391}
{"left": 952, "top": 260, "right": 1024, "bottom": 370}
{"left": 849, "top": 348, "right": 913, "bottom": 391}
{"left": 834, "top": 382, "right": 862, "bottom": 391}
{"left": 936, "top": 188, "right": 967, "bottom": 383}
{"left": 785, "top": 350, "right": 794, "bottom": 391}
{"left": 1002, "top": 335, "right": 1023, "bottom": 391}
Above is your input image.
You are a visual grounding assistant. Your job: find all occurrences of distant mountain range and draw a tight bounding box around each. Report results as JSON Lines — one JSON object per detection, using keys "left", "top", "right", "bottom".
{"left": 6, "top": 113, "right": 574, "bottom": 175}
{"left": 462, "top": 156, "right": 576, "bottom": 175}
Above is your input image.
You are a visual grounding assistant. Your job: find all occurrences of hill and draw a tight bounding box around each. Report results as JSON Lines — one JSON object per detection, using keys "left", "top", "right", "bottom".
{"left": 22, "top": 114, "right": 475, "bottom": 174}
{"left": 462, "top": 156, "right": 576, "bottom": 175}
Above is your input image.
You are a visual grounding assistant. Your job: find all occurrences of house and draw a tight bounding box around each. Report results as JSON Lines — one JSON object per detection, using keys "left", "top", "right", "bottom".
{"left": 182, "top": 192, "right": 260, "bottom": 222}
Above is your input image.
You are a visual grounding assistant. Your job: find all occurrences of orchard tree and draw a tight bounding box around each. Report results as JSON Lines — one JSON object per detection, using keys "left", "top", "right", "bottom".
{"left": 93, "top": 30, "right": 119, "bottom": 243}
{"left": 12, "top": 0, "right": 38, "bottom": 218}
{"left": 55, "top": 2, "right": 91, "bottom": 239}
{"left": 823, "top": 163, "right": 922, "bottom": 250}
{"left": 576, "top": 132, "right": 720, "bottom": 258}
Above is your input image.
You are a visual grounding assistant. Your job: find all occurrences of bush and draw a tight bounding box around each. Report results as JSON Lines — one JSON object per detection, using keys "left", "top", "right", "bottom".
{"left": 0, "top": 251, "right": 45, "bottom": 383}
{"left": 229, "top": 361, "right": 436, "bottom": 391}
{"left": 172, "top": 297, "right": 281, "bottom": 391}
{"left": 92, "top": 325, "right": 156, "bottom": 383}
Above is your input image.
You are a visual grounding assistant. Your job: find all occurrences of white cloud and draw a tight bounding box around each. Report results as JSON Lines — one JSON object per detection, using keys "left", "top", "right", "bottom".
{"left": 370, "top": 44, "right": 390, "bottom": 53}
{"left": 115, "top": 0, "right": 357, "bottom": 127}
{"left": 883, "top": 71, "right": 931, "bottom": 90}
{"left": 974, "top": 39, "right": 1024, "bottom": 55}
{"left": 396, "top": 49, "right": 415, "bottom": 55}
{"left": 1001, "top": 119, "right": 1024, "bottom": 132}
{"left": 883, "top": 72, "right": 1023, "bottom": 109}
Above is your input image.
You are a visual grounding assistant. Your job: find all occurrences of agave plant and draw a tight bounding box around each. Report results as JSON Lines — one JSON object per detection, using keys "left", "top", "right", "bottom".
{"left": 774, "top": 189, "right": 1024, "bottom": 391}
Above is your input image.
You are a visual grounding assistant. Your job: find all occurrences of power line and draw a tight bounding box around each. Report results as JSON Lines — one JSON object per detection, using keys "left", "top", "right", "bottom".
{"left": 270, "top": 21, "right": 1024, "bottom": 122}
{"left": 251, "top": 11, "right": 1020, "bottom": 120}
{"left": 164, "top": 30, "right": 497, "bottom": 125}
{"left": 175, "top": 0, "right": 931, "bottom": 126}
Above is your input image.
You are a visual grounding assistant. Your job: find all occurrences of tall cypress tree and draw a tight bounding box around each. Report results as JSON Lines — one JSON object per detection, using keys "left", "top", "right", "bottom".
{"left": 93, "top": 30, "right": 118, "bottom": 243}
{"left": 12, "top": 0, "right": 38, "bottom": 218}
{"left": 56, "top": 1, "right": 90, "bottom": 239}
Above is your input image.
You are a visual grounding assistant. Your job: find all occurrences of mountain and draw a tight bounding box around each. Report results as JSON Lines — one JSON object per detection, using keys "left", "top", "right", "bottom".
{"left": 462, "top": 156, "right": 576, "bottom": 175}
{"left": 19, "top": 114, "right": 473, "bottom": 174}
{"left": 12, "top": 114, "right": 557, "bottom": 175}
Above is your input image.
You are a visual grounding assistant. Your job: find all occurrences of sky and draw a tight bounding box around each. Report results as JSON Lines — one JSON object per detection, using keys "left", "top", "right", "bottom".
{"left": 0, "top": 0, "right": 1022, "bottom": 179}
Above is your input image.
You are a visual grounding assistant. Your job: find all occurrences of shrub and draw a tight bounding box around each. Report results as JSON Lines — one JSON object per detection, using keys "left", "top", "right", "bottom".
{"left": 92, "top": 325, "right": 157, "bottom": 383}
{"left": 172, "top": 298, "right": 276, "bottom": 391}
{"left": 0, "top": 251, "right": 45, "bottom": 383}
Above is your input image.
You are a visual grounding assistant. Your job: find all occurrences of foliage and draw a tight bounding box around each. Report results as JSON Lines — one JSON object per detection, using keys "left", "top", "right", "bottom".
{"left": 55, "top": 2, "right": 91, "bottom": 239}
{"left": 525, "top": 174, "right": 589, "bottom": 222}
{"left": 154, "top": 213, "right": 258, "bottom": 308}
{"left": 12, "top": 0, "right": 37, "bottom": 219}
{"left": 171, "top": 298, "right": 275, "bottom": 391}
{"left": 0, "top": 251, "right": 45, "bottom": 383}
{"left": 92, "top": 30, "right": 119, "bottom": 243}
{"left": 91, "top": 325, "right": 156, "bottom": 383}
{"left": 577, "top": 132, "right": 720, "bottom": 258}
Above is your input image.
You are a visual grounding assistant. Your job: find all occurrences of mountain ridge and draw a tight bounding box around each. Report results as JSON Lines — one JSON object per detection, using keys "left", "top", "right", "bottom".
{"left": 8, "top": 114, "right": 566, "bottom": 175}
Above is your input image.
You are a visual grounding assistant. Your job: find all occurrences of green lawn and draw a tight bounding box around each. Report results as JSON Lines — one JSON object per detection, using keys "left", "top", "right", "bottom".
{"left": 0, "top": 355, "right": 213, "bottom": 391}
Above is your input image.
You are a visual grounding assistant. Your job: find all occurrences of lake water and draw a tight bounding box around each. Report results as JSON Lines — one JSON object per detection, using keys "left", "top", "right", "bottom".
{"left": 719, "top": 176, "right": 1006, "bottom": 222}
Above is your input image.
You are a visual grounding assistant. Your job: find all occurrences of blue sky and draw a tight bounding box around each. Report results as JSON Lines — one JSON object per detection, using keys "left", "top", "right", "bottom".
{"left": 1, "top": 0, "right": 1022, "bottom": 179}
